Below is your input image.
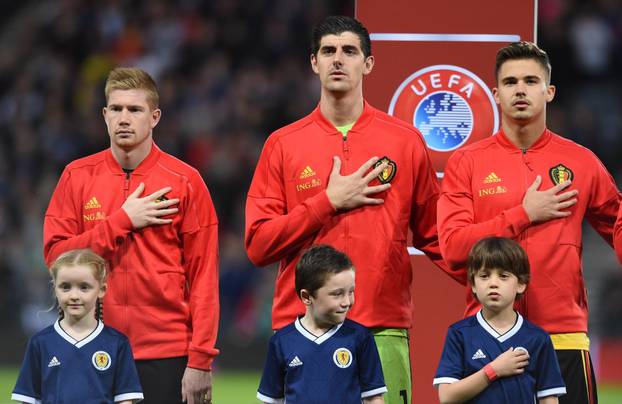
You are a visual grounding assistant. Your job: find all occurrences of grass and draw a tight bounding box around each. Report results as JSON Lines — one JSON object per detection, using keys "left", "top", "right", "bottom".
{"left": 1, "top": 367, "right": 622, "bottom": 403}
{"left": 600, "top": 385, "right": 622, "bottom": 404}
{"left": 212, "top": 370, "right": 261, "bottom": 404}
{"left": 0, "top": 368, "right": 15, "bottom": 404}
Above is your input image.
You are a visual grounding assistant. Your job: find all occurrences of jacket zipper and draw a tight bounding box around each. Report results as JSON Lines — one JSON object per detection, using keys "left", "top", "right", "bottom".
{"left": 123, "top": 172, "right": 131, "bottom": 318}
{"left": 342, "top": 132, "right": 349, "bottom": 255}
{"left": 342, "top": 132, "right": 350, "bottom": 160}
{"left": 520, "top": 148, "right": 530, "bottom": 317}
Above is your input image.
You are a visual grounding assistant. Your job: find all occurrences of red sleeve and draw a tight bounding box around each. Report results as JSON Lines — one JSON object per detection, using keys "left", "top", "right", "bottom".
{"left": 437, "top": 151, "right": 531, "bottom": 272}
{"left": 181, "top": 172, "right": 220, "bottom": 370}
{"left": 409, "top": 139, "right": 466, "bottom": 284}
{"left": 584, "top": 155, "right": 621, "bottom": 254}
{"left": 615, "top": 204, "right": 622, "bottom": 264}
{"left": 244, "top": 136, "right": 335, "bottom": 267}
{"left": 43, "top": 168, "right": 133, "bottom": 266}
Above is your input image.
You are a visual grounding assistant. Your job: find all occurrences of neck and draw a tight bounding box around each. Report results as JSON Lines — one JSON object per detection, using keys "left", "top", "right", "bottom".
{"left": 481, "top": 306, "right": 517, "bottom": 334}
{"left": 111, "top": 139, "right": 153, "bottom": 170}
{"left": 60, "top": 315, "right": 99, "bottom": 340}
{"left": 501, "top": 118, "right": 546, "bottom": 150}
{"left": 319, "top": 89, "right": 364, "bottom": 127}
{"left": 300, "top": 313, "right": 334, "bottom": 336}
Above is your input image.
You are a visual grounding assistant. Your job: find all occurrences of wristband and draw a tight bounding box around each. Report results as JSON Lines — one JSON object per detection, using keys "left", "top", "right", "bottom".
{"left": 484, "top": 364, "right": 498, "bottom": 382}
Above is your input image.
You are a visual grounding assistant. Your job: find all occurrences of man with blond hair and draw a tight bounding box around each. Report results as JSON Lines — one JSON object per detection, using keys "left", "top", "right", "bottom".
{"left": 44, "top": 67, "right": 219, "bottom": 404}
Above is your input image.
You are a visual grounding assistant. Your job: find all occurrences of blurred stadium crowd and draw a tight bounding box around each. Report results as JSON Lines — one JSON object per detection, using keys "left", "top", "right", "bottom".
{"left": 0, "top": 0, "right": 621, "bottom": 366}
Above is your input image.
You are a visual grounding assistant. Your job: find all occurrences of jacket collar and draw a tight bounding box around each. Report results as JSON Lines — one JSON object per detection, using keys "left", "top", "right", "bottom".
{"left": 310, "top": 100, "right": 375, "bottom": 134}
{"left": 496, "top": 127, "right": 552, "bottom": 152}
{"left": 105, "top": 142, "right": 161, "bottom": 175}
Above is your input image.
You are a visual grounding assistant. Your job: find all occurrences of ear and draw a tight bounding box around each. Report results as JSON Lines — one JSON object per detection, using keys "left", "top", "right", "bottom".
{"left": 98, "top": 283, "right": 107, "bottom": 299}
{"left": 492, "top": 87, "right": 500, "bottom": 105}
{"left": 151, "top": 108, "right": 162, "bottom": 129}
{"left": 363, "top": 55, "right": 375, "bottom": 76}
{"left": 300, "top": 289, "right": 313, "bottom": 306}
{"left": 102, "top": 107, "right": 108, "bottom": 119}
{"left": 310, "top": 53, "right": 319, "bottom": 75}
{"left": 517, "top": 282, "right": 527, "bottom": 295}
{"left": 546, "top": 84, "right": 555, "bottom": 103}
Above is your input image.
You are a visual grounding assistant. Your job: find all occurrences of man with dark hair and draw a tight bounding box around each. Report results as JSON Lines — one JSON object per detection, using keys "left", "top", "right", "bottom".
{"left": 246, "top": 15, "right": 456, "bottom": 403}
{"left": 495, "top": 41, "right": 552, "bottom": 84}
{"left": 44, "top": 67, "right": 220, "bottom": 404}
{"left": 438, "top": 41, "right": 621, "bottom": 404}
{"left": 311, "top": 15, "right": 372, "bottom": 59}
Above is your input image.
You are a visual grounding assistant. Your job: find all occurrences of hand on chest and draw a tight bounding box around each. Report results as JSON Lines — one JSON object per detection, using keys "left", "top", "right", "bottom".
{"left": 80, "top": 180, "right": 183, "bottom": 231}
{"left": 471, "top": 159, "right": 583, "bottom": 211}
{"left": 285, "top": 152, "right": 402, "bottom": 203}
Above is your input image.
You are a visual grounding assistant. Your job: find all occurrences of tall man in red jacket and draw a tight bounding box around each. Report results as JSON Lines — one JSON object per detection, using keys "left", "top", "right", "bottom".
{"left": 438, "top": 41, "right": 621, "bottom": 404}
{"left": 245, "top": 16, "right": 457, "bottom": 404}
{"left": 44, "top": 68, "right": 219, "bottom": 404}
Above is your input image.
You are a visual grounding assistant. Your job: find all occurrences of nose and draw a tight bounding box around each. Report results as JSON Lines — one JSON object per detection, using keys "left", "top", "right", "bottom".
{"left": 332, "top": 49, "right": 343, "bottom": 67}
{"left": 515, "top": 81, "right": 527, "bottom": 95}
{"left": 68, "top": 288, "right": 80, "bottom": 300}
{"left": 119, "top": 108, "right": 131, "bottom": 124}
{"left": 488, "top": 275, "right": 499, "bottom": 288}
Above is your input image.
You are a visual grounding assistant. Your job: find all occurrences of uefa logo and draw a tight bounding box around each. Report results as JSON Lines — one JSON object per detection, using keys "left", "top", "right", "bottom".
{"left": 388, "top": 65, "right": 498, "bottom": 153}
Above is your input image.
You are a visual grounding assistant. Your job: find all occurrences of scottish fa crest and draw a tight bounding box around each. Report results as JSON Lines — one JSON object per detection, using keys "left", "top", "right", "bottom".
{"left": 333, "top": 348, "right": 353, "bottom": 368}
{"left": 388, "top": 65, "right": 498, "bottom": 152}
{"left": 92, "top": 351, "right": 111, "bottom": 371}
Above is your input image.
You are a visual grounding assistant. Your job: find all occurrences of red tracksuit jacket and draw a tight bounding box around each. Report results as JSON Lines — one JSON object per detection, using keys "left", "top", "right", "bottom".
{"left": 245, "top": 101, "right": 458, "bottom": 330}
{"left": 615, "top": 204, "right": 622, "bottom": 264}
{"left": 438, "top": 128, "right": 620, "bottom": 334}
{"left": 44, "top": 144, "right": 219, "bottom": 370}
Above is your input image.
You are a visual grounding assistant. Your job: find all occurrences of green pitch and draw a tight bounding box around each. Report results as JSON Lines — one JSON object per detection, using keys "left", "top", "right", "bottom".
{"left": 1, "top": 367, "right": 622, "bottom": 403}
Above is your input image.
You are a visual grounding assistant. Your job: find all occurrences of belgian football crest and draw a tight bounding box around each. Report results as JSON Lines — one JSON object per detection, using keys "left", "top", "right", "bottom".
{"left": 375, "top": 156, "right": 396, "bottom": 184}
{"left": 155, "top": 194, "right": 169, "bottom": 203}
{"left": 549, "top": 164, "right": 573, "bottom": 185}
{"left": 333, "top": 348, "right": 353, "bottom": 368}
{"left": 92, "top": 351, "right": 111, "bottom": 371}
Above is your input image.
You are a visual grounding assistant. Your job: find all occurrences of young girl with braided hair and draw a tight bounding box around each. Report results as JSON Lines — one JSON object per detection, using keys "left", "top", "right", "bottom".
{"left": 12, "top": 249, "right": 143, "bottom": 403}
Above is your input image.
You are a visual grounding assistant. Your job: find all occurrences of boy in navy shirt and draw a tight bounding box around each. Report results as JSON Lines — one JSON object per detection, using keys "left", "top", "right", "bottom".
{"left": 258, "top": 244, "right": 386, "bottom": 404}
{"left": 434, "top": 237, "right": 566, "bottom": 403}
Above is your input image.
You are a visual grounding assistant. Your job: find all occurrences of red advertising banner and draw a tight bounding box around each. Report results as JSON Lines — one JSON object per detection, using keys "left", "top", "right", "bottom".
{"left": 356, "top": 1, "right": 536, "bottom": 402}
